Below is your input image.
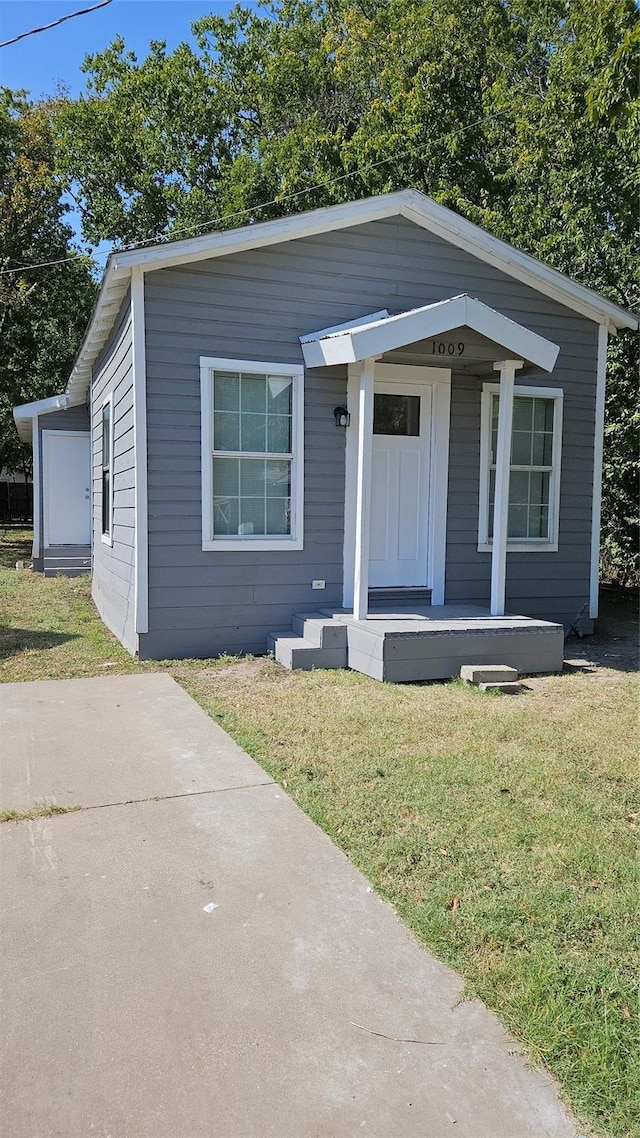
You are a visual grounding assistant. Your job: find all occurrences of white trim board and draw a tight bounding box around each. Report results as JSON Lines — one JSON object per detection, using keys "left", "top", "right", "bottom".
{"left": 589, "top": 323, "right": 608, "bottom": 619}
{"left": 131, "top": 266, "right": 149, "bottom": 635}
{"left": 200, "top": 357, "right": 305, "bottom": 552}
{"left": 31, "top": 416, "right": 40, "bottom": 560}
{"left": 343, "top": 363, "right": 451, "bottom": 608}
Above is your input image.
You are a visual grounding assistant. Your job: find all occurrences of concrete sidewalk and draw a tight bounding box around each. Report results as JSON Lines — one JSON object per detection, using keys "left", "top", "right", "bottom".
{"left": 1, "top": 674, "right": 578, "bottom": 1138}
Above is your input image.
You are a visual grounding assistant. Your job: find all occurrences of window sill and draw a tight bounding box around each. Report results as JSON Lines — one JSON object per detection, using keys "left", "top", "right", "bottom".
{"left": 478, "top": 541, "right": 558, "bottom": 554}
{"left": 203, "top": 537, "right": 303, "bottom": 552}
{"left": 101, "top": 533, "right": 113, "bottom": 547}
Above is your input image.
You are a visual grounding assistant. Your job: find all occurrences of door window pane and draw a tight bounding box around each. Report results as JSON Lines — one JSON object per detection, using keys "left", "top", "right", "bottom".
{"left": 373, "top": 393, "right": 420, "bottom": 436}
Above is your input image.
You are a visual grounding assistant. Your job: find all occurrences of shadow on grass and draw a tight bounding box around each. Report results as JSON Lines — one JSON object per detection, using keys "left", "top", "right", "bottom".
{"left": 0, "top": 628, "right": 80, "bottom": 660}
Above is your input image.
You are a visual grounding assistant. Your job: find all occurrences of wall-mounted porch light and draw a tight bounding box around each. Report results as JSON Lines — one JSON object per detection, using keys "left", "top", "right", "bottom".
{"left": 334, "top": 405, "right": 350, "bottom": 427}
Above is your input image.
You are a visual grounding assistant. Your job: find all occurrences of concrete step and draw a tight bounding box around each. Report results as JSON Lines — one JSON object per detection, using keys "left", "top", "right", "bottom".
{"left": 479, "top": 681, "right": 522, "bottom": 695}
{"left": 43, "top": 546, "right": 91, "bottom": 578}
{"left": 267, "top": 632, "right": 348, "bottom": 671}
{"left": 291, "top": 612, "right": 348, "bottom": 649}
{"left": 460, "top": 664, "right": 519, "bottom": 684}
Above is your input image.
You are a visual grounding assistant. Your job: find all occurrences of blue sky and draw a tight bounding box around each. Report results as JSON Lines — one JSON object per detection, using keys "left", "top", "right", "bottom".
{"left": 0, "top": 0, "right": 248, "bottom": 100}
{"left": 0, "top": 1, "right": 258, "bottom": 252}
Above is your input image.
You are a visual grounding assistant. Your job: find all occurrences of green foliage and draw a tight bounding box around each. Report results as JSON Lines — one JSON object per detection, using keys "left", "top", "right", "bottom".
{"left": 0, "top": 90, "right": 96, "bottom": 477}
{"left": 22, "top": 0, "right": 640, "bottom": 577}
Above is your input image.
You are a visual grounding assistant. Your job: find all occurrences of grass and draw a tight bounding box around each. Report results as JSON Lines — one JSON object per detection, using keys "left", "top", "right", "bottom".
{"left": 1, "top": 530, "right": 638, "bottom": 1137}
{"left": 183, "top": 661, "right": 640, "bottom": 1138}
{"left": 0, "top": 803, "right": 81, "bottom": 823}
{"left": 0, "top": 529, "right": 236, "bottom": 682}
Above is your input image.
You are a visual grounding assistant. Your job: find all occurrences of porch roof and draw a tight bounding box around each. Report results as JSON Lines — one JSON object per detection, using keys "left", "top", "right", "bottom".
{"left": 300, "top": 294, "right": 560, "bottom": 372}
{"left": 13, "top": 393, "right": 86, "bottom": 446}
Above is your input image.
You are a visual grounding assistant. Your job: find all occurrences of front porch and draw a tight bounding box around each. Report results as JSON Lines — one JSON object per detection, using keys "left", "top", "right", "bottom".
{"left": 268, "top": 605, "right": 565, "bottom": 683}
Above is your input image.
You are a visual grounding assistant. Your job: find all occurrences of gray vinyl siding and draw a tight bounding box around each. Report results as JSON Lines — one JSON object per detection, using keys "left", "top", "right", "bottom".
{"left": 35, "top": 406, "right": 90, "bottom": 563}
{"left": 90, "top": 289, "right": 137, "bottom": 656}
{"left": 140, "top": 215, "right": 598, "bottom": 658}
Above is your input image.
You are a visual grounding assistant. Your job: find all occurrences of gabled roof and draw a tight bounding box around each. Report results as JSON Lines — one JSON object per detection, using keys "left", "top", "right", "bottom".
{"left": 64, "top": 188, "right": 638, "bottom": 405}
{"left": 300, "top": 294, "right": 560, "bottom": 371}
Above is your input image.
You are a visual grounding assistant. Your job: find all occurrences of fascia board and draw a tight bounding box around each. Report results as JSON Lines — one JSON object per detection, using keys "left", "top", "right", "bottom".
{"left": 348, "top": 296, "right": 468, "bottom": 360}
{"left": 112, "top": 192, "right": 413, "bottom": 274}
{"left": 300, "top": 309, "right": 390, "bottom": 344}
{"left": 400, "top": 194, "right": 637, "bottom": 331}
{"left": 465, "top": 297, "right": 559, "bottom": 371}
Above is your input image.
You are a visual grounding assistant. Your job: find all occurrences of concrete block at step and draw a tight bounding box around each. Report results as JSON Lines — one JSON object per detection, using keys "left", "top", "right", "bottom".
{"left": 267, "top": 634, "right": 347, "bottom": 671}
{"left": 460, "top": 664, "right": 519, "bottom": 684}
{"left": 478, "top": 681, "right": 522, "bottom": 695}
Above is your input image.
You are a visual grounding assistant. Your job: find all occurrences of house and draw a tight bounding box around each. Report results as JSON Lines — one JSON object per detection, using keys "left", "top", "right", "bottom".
{"left": 14, "top": 190, "right": 637, "bottom": 679}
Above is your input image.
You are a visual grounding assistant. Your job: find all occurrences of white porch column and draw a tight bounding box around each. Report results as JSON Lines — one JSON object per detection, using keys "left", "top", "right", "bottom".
{"left": 353, "top": 357, "right": 376, "bottom": 620}
{"left": 490, "top": 359, "right": 523, "bottom": 616}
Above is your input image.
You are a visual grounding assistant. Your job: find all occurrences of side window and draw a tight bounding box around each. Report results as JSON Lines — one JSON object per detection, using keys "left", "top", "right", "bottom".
{"left": 101, "top": 397, "right": 113, "bottom": 542}
{"left": 479, "top": 385, "right": 563, "bottom": 551}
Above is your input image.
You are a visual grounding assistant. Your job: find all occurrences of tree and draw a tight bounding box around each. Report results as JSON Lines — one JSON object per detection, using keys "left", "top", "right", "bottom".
{"left": 49, "top": 0, "right": 639, "bottom": 578}
{"left": 0, "top": 90, "right": 96, "bottom": 480}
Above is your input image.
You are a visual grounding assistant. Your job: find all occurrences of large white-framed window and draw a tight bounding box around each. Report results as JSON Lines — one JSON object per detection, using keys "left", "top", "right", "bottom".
{"left": 478, "top": 383, "right": 563, "bottom": 553}
{"left": 200, "top": 357, "right": 304, "bottom": 551}
{"left": 101, "top": 393, "right": 114, "bottom": 545}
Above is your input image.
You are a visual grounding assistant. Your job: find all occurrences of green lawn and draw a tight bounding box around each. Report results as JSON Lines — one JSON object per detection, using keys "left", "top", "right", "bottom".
{"left": 1, "top": 532, "right": 638, "bottom": 1138}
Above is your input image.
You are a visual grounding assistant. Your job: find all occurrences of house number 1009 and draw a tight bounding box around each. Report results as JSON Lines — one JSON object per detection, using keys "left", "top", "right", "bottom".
{"left": 431, "top": 341, "right": 465, "bottom": 356}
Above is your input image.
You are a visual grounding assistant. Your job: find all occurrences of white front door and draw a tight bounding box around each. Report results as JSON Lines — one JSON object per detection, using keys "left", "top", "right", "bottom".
{"left": 43, "top": 431, "right": 91, "bottom": 546}
{"left": 369, "top": 383, "right": 432, "bottom": 588}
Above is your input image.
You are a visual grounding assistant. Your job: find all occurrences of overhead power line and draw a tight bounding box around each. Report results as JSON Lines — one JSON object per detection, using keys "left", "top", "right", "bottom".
{"left": 0, "top": 0, "right": 114, "bottom": 50}
{"left": 0, "top": 100, "right": 530, "bottom": 278}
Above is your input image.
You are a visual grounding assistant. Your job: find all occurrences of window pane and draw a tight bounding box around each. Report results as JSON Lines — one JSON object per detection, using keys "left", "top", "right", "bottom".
{"left": 266, "top": 497, "right": 290, "bottom": 534}
{"left": 214, "top": 372, "right": 240, "bottom": 411}
{"left": 534, "top": 398, "right": 555, "bottom": 433}
{"left": 240, "top": 458, "right": 266, "bottom": 497}
{"left": 267, "top": 415, "right": 291, "bottom": 454}
{"left": 373, "top": 393, "right": 420, "bottom": 436}
{"left": 214, "top": 411, "right": 240, "bottom": 451}
{"left": 511, "top": 430, "right": 532, "bottom": 466}
{"left": 512, "top": 398, "right": 533, "bottom": 432}
{"left": 213, "top": 494, "right": 238, "bottom": 536}
{"left": 509, "top": 470, "right": 531, "bottom": 504}
{"left": 529, "top": 471, "right": 547, "bottom": 506}
{"left": 102, "top": 404, "right": 111, "bottom": 467}
{"left": 265, "top": 459, "right": 291, "bottom": 497}
{"left": 241, "top": 374, "right": 266, "bottom": 413}
{"left": 102, "top": 470, "right": 111, "bottom": 534}
{"left": 241, "top": 413, "right": 267, "bottom": 452}
{"left": 214, "top": 456, "right": 239, "bottom": 497}
{"left": 267, "top": 375, "right": 292, "bottom": 415}
{"left": 508, "top": 503, "right": 529, "bottom": 537}
{"left": 240, "top": 497, "right": 266, "bottom": 535}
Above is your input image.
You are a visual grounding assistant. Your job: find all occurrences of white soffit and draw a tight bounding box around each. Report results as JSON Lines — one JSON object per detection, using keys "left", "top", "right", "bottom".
{"left": 301, "top": 294, "right": 560, "bottom": 372}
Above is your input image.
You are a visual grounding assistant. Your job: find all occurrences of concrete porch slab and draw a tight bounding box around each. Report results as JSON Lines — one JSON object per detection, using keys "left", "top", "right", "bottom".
{"left": 322, "top": 605, "right": 565, "bottom": 681}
